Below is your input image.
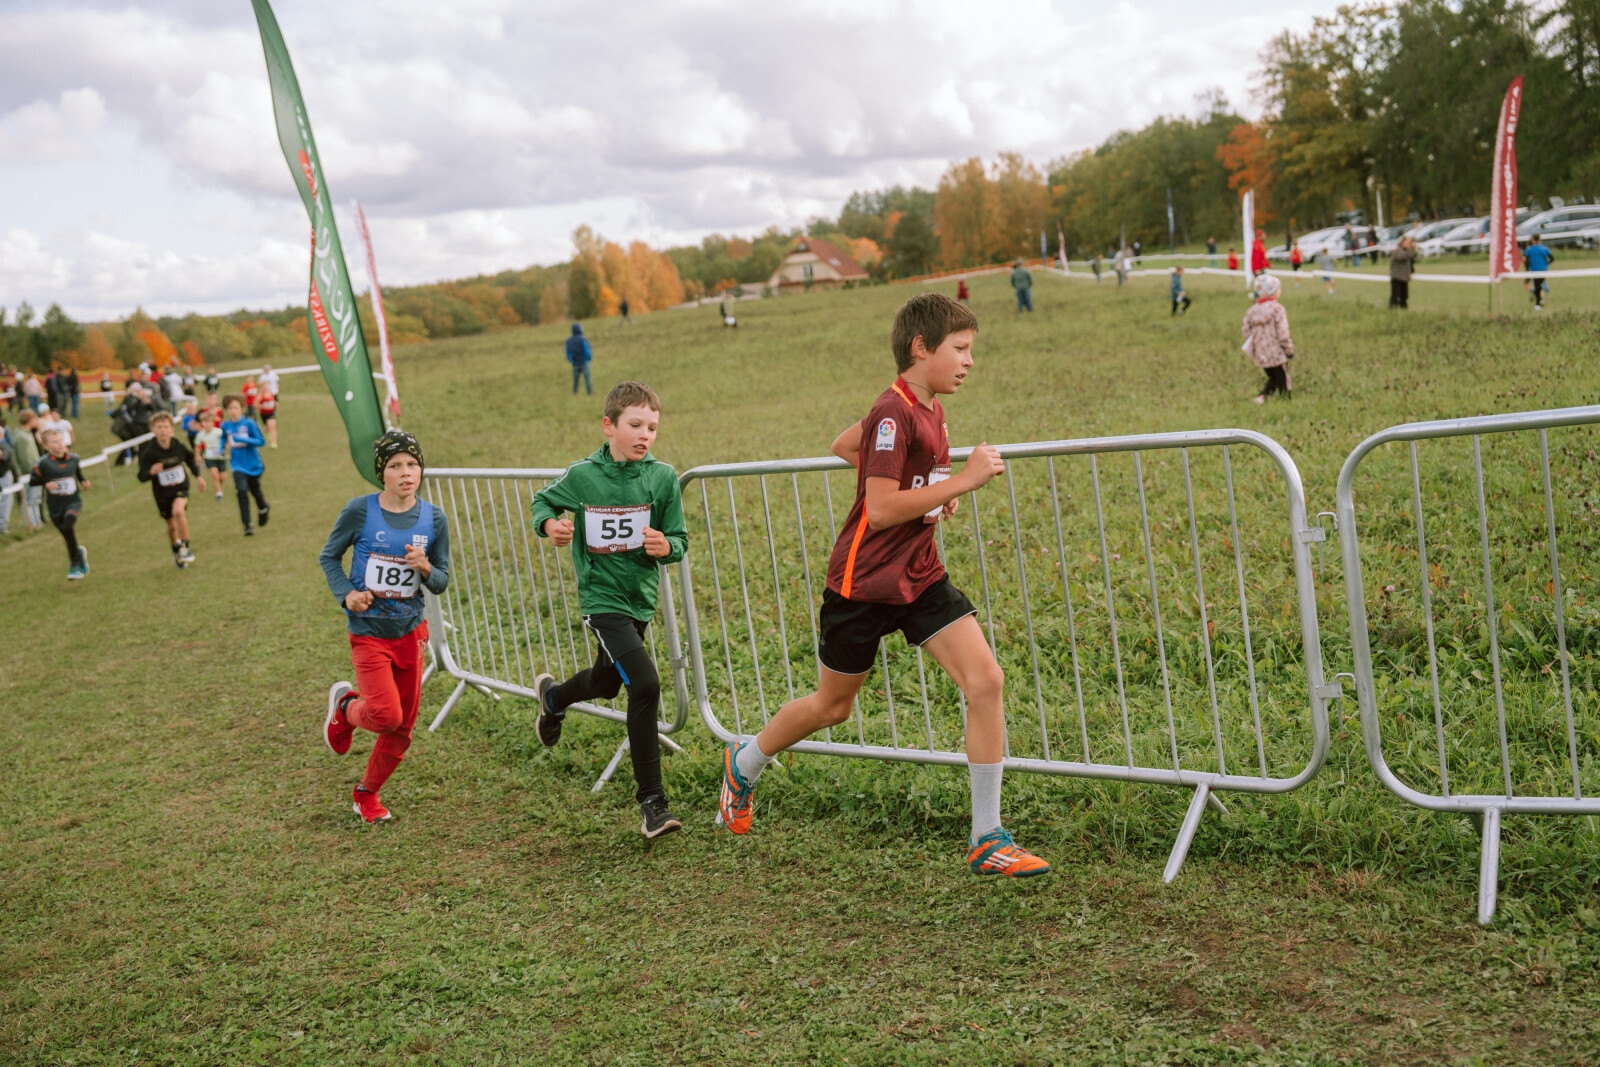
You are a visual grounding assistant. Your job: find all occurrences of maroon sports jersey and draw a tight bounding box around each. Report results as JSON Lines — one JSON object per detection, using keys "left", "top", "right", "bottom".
{"left": 825, "top": 377, "right": 951, "bottom": 603}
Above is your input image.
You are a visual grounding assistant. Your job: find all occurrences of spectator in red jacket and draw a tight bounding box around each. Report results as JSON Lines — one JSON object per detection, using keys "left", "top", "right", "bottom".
{"left": 1250, "top": 229, "right": 1268, "bottom": 275}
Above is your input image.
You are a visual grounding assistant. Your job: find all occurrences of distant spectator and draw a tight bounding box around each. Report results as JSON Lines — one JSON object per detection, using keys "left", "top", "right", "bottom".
{"left": 565, "top": 323, "right": 593, "bottom": 395}
{"left": 956, "top": 276, "right": 970, "bottom": 303}
{"left": 1250, "top": 230, "right": 1268, "bottom": 275}
{"left": 14, "top": 409, "right": 42, "bottom": 529}
{"left": 618, "top": 296, "right": 631, "bottom": 325}
{"left": 1343, "top": 224, "right": 1359, "bottom": 268}
{"left": 1524, "top": 234, "right": 1554, "bottom": 310}
{"left": 1206, "top": 236, "right": 1218, "bottom": 267}
{"left": 1010, "top": 259, "right": 1034, "bottom": 312}
{"left": 1092, "top": 253, "right": 1103, "bottom": 285}
{"left": 0, "top": 414, "right": 16, "bottom": 536}
{"left": 1226, "top": 246, "right": 1239, "bottom": 272}
{"left": 1132, "top": 240, "right": 1142, "bottom": 265}
{"left": 21, "top": 373, "right": 43, "bottom": 413}
{"left": 1242, "top": 274, "right": 1294, "bottom": 404}
{"left": 100, "top": 371, "right": 115, "bottom": 415}
{"left": 1389, "top": 236, "right": 1417, "bottom": 309}
{"left": 1116, "top": 246, "right": 1132, "bottom": 287}
{"left": 1170, "top": 266, "right": 1191, "bottom": 316}
{"left": 1367, "top": 225, "right": 1380, "bottom": 265}
{"left": 719, "top": 300, "right": 737, "bottom": 328}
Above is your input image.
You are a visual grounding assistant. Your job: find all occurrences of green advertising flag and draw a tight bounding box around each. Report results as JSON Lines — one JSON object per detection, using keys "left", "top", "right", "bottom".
{"left": 251, "top": 0, "right": 385, "bottom": 487}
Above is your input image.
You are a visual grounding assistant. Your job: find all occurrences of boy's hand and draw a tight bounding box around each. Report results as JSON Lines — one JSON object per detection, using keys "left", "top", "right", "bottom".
{"left": 403, "top": 542, "right": 431, "bottom": 580}
{"left": 642, "top": 526, "right": 670, "bottom": 557}
{"left": 344, "top": 590, "right": 374, "bottom": 613}
{"left": 44, "top": 480, "right": 59, "bottom": 492}
{"left": 941, "top": 497, "right": 960, "bottom": 519}
{"left": 149, "top": 462, "right": 164, "bottom": 474}
{"left": 957, "top": 442, "right": 1005, "bottom": 491}
{"left": 544, "top": 517, "right": 574, "bottom": 547}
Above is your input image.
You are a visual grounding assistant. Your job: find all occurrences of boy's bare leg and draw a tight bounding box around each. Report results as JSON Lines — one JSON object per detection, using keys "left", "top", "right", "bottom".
{"left": 754, "top": 666, "right": 869, "bottom": 756}
{"left": 921, "top": 615, "right": 1005, "bottom": 764}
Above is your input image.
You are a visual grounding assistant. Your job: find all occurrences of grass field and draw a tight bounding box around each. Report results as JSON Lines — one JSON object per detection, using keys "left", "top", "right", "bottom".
{"left": 6, "top": 269, "right": 1600, "bottom": 1065}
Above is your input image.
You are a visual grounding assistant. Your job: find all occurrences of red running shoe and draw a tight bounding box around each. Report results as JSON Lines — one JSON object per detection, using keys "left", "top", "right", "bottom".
{"left": 325, "top": 682, "right": 354, "bottom": 755}
{"left": 352, "top": 786, "right": 391, "bottom": 823}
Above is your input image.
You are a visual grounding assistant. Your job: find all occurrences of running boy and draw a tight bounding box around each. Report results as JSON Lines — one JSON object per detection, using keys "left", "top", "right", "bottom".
{"left": 220, "top": 395, "right": 269, "bottom": 534}
{"left": 321, "top": 431, "right": 451, "bottom": 824}
{"left": 529, "top": 380, "right": 689, "bottom": 839}
{"left": 716, "top": 293, "right": 1051, "bottom": 877}
{"left": 33, "top": 427, "right": 90, "bottom": 579}
{"left": 195, "top": 408, "right": 226, "bottom": 500}
{"left": 137, "top": 411, "right": 199, "bottom": 567}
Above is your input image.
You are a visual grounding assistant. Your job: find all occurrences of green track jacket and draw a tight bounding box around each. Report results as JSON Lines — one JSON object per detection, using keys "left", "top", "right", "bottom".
{"left": 530, "top": 444, "right": 688, "bottom": 620}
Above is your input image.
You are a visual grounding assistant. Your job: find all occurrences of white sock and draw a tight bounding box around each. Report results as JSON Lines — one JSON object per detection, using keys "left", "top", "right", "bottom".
{"left": 968, "top": 762, "right": 1003, "bottom": 843}
{"left": 735, "top": 737, "right": 774, "bottom": 784}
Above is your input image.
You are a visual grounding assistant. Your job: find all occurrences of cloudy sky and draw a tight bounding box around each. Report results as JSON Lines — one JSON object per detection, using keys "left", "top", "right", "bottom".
{"left": 0, "top": 0, "right": 1342, "bottom": 321}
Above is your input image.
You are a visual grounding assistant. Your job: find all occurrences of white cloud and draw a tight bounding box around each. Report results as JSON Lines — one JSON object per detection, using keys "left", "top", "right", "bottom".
{"left": 0, "top": 0, "right": 1343, "bottom": 317}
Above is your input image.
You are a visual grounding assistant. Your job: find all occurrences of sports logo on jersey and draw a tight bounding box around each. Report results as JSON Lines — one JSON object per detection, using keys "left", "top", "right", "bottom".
{"left": 375, "top": 529, "right": 388, "bottom": 543}
{"left": 411, "top": 534, "right": 429, "bottom": 548}
{"left": 875, "top": 418, "right": 897, "bottom": 451}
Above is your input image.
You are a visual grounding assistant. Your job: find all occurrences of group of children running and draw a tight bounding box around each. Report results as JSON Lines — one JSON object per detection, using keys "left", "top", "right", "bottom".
{"left": 319, "top": 293, "right": 1052, "bottom": 878}
{"left": 38, "top": 391, "right": 272, "bottom": 579}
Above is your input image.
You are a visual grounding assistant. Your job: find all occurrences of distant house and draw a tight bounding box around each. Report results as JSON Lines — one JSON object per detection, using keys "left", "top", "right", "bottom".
{"left": 767, "top": 238, "right": 870, "bottom": 292}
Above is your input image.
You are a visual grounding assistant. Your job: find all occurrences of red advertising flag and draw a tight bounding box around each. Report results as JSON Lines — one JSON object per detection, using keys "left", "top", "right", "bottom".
{"left": 1489, "top": 75, "right": 1523, "bottom": 281}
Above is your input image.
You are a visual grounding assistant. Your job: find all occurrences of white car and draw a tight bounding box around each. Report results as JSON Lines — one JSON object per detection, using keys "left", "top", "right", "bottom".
{"left": 1420, "top": 218, "right": 1488, "bottom": 256}
{"left": 1517, "top": 205, "right": 1600, "bottom": 247}
{"left": 1269, "top": 226, "right": 1347, "bottom": 260}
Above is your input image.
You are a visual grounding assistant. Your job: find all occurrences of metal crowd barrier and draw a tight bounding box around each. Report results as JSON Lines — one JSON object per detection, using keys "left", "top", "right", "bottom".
{"left": 674, "top": 429, "right": 1339, "bottom": 880}
{"left": 1337, "top": 405, "right": 1600, "bottom": 923}
{"left": 419, "top": 468, "right": 690, "bottom": 790}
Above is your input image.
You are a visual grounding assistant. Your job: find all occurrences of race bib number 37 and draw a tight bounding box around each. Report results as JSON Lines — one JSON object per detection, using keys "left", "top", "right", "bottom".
{"left": 48, "top": 476, "right": 77, "bottom": 496}
{"left": 363, "top": 553, "right": 419, "bottom": 599}
{"left": 585, "top": 504, "right": 650, "bottom": 554}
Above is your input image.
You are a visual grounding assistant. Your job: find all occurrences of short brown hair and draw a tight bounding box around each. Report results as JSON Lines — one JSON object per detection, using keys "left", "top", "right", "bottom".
{"left": 222, "top": 394, "right": 244, "bottom": 410}
{"left": 149, "top": 411, "right": 174, "bottom": 427}
{"left": 890, "top": 293, "right": 979, "bottom": 372}
{"left": 603, "top": 380, "right": 661, "bottom": 423}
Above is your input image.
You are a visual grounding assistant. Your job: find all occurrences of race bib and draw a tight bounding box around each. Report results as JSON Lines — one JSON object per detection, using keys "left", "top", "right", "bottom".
{"left": 48, "top": 476, "right": 77, "bottom": 496}
{"left": 924, "top": 465, "right": 951, "bottom": 523}
{"left": 363, "top": 553, "right": 420, "bottom": 599}
{"left": 585, "top": 504, "right": 650, "bottom": 554}
{"left": 157, "top": 466, "right": 186, "bottom": 487}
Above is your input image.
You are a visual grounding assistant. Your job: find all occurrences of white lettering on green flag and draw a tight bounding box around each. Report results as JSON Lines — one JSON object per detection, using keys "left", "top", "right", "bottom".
{"left": 251, "top": 0, "right": 385, "bottom": 487}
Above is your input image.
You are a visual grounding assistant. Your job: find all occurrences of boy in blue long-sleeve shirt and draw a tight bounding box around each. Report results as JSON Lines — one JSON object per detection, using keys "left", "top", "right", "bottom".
{"left": 1523, "top": 234, "right": 1554, "bottom": 309}
{"left": 221, "top": 394, "right": 269, "bottom": 535}
{"left": 566, "top": 322, "right": 593, "bottom": 395}
{"left": 1170, "top": 266, "right": 1191, "bottom": 315}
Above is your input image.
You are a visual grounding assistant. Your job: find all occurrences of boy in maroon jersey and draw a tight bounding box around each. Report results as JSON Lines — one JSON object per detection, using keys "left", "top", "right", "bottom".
{"left": 715, "top": 293, "right": 1050, "bottom": 877}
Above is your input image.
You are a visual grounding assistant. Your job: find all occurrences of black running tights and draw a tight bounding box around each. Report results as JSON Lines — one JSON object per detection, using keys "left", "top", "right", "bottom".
{"left": 1261, "top": 365, "right": 1290, "bottom": 398}
{"left": 51, "top": 511, "right": 80, "bottom": 564}
{"left": 550, "top": 647, "right": 662, "bottom": 802}
{"left": 234, "top": 472, "right": 267, "bottom": 527}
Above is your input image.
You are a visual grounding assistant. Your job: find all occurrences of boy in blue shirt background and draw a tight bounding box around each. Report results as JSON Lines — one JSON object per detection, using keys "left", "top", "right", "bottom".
{"left": 1523, "top": 233, "right": 1554, "bottom": 309}
{"left": 221, "top": 394, "right": 270, "bottom": 535}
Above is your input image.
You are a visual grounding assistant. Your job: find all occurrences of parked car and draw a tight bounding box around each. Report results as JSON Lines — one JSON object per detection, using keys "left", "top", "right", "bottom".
{"left": 1420, "top": 218, "right": 1488, "bottom": 256}
{"left": 1268, "top": 226, "right": 1346, "bottom": 259}
{"left": 1373, "top": 223, "right": 1420, "bottom": 254}
{"left": 1517, "top": 205, "right": 1600, "bottom": 247}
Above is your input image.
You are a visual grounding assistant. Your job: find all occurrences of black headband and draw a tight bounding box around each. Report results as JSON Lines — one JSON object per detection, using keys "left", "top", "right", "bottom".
{"left": 374, "top": 430, "right": 424, "bottom": 480}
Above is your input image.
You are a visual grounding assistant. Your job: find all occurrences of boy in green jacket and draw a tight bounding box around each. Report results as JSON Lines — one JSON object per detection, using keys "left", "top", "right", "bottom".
{"left": 530, "top": 380, "right": 689, "bottom": 838}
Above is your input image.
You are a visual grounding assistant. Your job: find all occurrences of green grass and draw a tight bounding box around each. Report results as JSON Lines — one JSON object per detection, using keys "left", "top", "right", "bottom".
{"left": 6, "top": 270, "right": 1600, "bottom": 1064}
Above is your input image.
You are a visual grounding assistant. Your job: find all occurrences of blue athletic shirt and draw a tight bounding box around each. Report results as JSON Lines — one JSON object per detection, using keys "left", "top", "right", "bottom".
{"left": 221, "top": 417, "right": 264, "bottom": 476}
{"left": 1524, "top": 243, "right": 1553, "bottom": 272}
{"left": 320, "top": 494, "right": 451, "bottom": 638}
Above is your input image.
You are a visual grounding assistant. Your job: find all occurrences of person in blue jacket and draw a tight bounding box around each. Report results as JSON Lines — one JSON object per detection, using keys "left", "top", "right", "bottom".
{"left": 1523, "top": 233, "right": 1554, "bottom": 309}
{"left": 220, "top": 394, "right": 269, "bottom": 535}
{"left": 566, "top": 323, "right": 593, "bottom": 395}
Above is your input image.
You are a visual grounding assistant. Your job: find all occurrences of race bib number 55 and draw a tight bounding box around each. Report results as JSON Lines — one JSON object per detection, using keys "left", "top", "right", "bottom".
{"left": 363, "top": 553, "right": 419, "bottom": 599}
{"left": 585, "top": 504, "right": 650, "bottom": 554}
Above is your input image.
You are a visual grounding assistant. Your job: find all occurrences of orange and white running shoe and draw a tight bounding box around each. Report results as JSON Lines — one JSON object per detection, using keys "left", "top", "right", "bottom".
{"left": 716, "top": 742, "right": 757, "bottom": 834}
{"left": 967, "top": 828, "right": 1051, "bottom": 877}
{"left": 352, "top": 786, "right": 391, "bottom": 824}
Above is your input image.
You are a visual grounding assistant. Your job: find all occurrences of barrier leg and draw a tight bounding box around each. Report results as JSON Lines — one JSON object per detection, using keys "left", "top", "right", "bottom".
{"left": 428, "top": 680, "right": 469, "bottom": 733}
{"left": 1163, "top": 783, "right": 1211, "bottom": 883}
{"left": 592, "top": 738, "right": 630, "bottom": 793}
{"left": 472, "top": 683, "right": 501, "bottom": 701}
{"left": 1205, "top": 790, "right": 1230, "bottom": 817}
{"left": 1478, "top": 807, "right": 1502, "bottom": 925}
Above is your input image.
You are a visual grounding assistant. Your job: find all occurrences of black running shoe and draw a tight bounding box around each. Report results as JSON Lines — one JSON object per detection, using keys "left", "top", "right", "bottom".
{"left": 244, "top": 526, "right": 255, "bottom": 536}
{"left": 533, "top": 673, "right": 563, "bottom": 747}
{"left": 640, "top": 795, "right": 682, "bottom": 839}
{"left": 257, "top": 504, "right": 270, "bottom": 527}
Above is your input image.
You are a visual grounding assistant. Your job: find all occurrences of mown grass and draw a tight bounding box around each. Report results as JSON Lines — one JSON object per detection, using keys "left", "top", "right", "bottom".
{"left": 5, "top": 269, "right": 1600, "bottom": 1064}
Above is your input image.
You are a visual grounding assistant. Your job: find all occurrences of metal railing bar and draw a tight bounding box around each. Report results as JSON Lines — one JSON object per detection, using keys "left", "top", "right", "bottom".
{"left": 1047, "top": 456, "right": 1091, "bottom": 763}
{"left": 1472, "top": 435, "right": 1514, "bottom": 799}
{"left": 513, "top": 480, "right": 554, "bottom": 673}
{"left": 1223, "top": 447, "right": 1267, "bottom": 778}
{"left": 726, "top": 478, "right": 770, "bottom": 723}
{"left": 1183, "top": 449, "right": 1226, "bottom": 776}
{"left": 1539, "top": 430, "right": 1581, "bottom": 800}
{"left": 967, "top": 486, "right": 1006, "bottom": 757}
{"left": 759, "top": 475, "right": 796, "bottom": 703}
{"left": 1409, "top": 442, "right": 1451, "bottom": 798}
{"left": 1092, "top": 455, "right": 1134, "bottom": 767}
{"left": 1005, "top": 461, "right": 1051, "bottom": 761}
{"left": 700, "top": 478, "right": 743, "bottom": 737}
{"left": 881, "top": 643, "right": 900, "bottom": 748}
{"left": 1135, "top": 451, "right": 1180, "bottom": 772}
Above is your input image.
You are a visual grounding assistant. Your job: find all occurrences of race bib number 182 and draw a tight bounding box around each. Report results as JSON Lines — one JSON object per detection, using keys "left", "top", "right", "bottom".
{"left": 363, "top": 553, "right": 419, "bottom": 599}
{"left": 585, "top": 504, "right": 650, "bottom": 554}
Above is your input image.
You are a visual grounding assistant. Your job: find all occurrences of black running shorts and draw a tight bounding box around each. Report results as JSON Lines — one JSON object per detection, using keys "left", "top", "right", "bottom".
{"left": 583, "top": 612, "right": 651, "bottom": 669}
{"left": 154, "top": 485, "right": 188, "bottom": 519}
{"left": 817, "top": 577, "right": 977, "bottom": 675}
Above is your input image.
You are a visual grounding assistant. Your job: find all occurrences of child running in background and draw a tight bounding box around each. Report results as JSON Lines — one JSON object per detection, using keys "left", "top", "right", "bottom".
{"left": 530, "top": 380, "right": 690, "bottom": 839}
{"left": 195, "top": 409, "right": 226, "bottom": 500}
{"left": 259, "top": 381, "right": 279, "bottom": 448}
{"left": 137, "top": 411, "right": 199, "bottom": 568}
{"left": 180, "top": 398, "right": 202, "bottom": 450}
{"left": 716, "top": 293, "right": 1052, "bottom": 878}
{"left": 1170, "top": 266, "right": 1191, "bottom": 315}
{"left": 321, "top": 431, "right": 451, "bottom": 824}
{"left": 220, "top": 395, "right": 269, "bottom": 535}
{"left": 1315, "top": 248, "right": 1337, "bottom": 295}
{"left": 33, "top": 427, "right": 90, "bottom": 579}
{"left": 242, "top": 376, "right": 259, "bottom": 423}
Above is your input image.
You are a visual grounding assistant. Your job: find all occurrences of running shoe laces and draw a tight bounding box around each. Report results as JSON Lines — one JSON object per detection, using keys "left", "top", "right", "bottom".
{"left": 717, "top": 742, "right": 757, "bottom": 835}
{"left": 967, "top": 828, "right": 1051, "bottom": 878}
